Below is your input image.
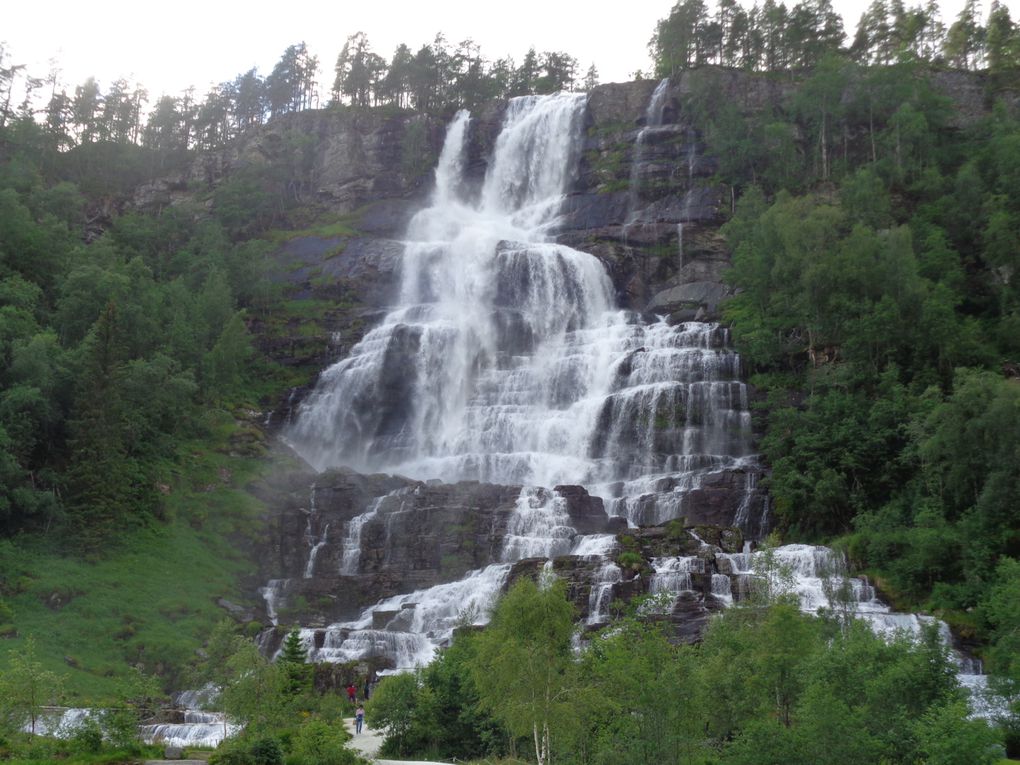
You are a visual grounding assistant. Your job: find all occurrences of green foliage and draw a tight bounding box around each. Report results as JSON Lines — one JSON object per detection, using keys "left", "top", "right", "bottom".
{"left": 213, "top": 171, "right": 279, "bottom": 239}
{"left": 369, "top": 672, "right": 425, "bottom": 756}
{"left": 914, "top": 701, "right": 1003, "bottom": 765}
{"left": 370, "top": 631, "right": 504, "bottom": 760}
{"left": 471, "top": 577, "right": 577, "bottom": 765}
{"left": 579, "top": 618, "right": 700, "bottom": 764}
{"left": 616, "top": 550, "right": 644, "bottom": 571}
{"left": 0, "top": 637, "right": 64, "bottom": 737}
{"left": 211, "top": 734, "right": 285, "bottom": 765}
{"left": 219, "top": 639, "right": 287, "bottom": 733}
{"left": 287, "top": 718, "right": 359, "bottom": 765}
{"left": 278, "top": 629, "right": 312, "bottom": 697}
{"left": 400, "top": 120, "right": 435, "bottom": 184}
{"left": 853, "top": 370, "right": 1020, "bottom": 607}
{"left": 385, "top": 577, "right": 996, "bottom": 764}
{"left": 203, "top": 311, "right": 254, "bottom": 401}
{"left": 69, "top": 717, "right": 104, "bottom": 754}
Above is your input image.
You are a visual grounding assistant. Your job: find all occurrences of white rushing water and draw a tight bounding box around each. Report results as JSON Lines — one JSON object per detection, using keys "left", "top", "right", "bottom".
{"left": 26, "top": 697, "right": 239, "bottom": 749}
{"left": 277, "top": 90, "right": 764, "bottom": 670}
{"left": 288, "top": 91, "right": 760, "bottom": 533}
{"left": 765, "top": 544, "right": 998, "bottom": 719}
{"left": 140, "top": 714, "right": 240, "bottom": 749}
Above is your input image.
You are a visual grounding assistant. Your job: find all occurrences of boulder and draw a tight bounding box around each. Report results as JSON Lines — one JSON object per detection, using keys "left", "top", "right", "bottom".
{"left": 554, "top": 485, "right": 611, "bottom": 535}
{"left": 647, "top": 280, "right": 730, "bottom": 315}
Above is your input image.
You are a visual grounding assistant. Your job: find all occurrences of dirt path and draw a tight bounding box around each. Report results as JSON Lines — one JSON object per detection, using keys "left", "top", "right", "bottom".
{"left": 342, "top": 717, "right": 451, "bottom": 765}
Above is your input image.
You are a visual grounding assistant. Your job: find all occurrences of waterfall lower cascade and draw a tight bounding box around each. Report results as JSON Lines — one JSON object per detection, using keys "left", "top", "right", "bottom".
{"left": 278, "top": 91, "right": 765, "bottom": 670}
{"left": 25, "top": 692, "right": 239, "bottom": 749}
{"left": 689, "top": 542, "right": 993, "bottom": 719}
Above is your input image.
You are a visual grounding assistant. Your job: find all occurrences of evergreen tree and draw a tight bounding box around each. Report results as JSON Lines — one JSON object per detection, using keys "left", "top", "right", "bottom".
{"left": 65, "top": 302, "right": 155, "bottom": 548}
{"left": 944, "top": 0, "right": 985, "bottom": 68}
{"left": 277, "top": 628, "right": 311, "bottom": 696}
{"left": 71, "top": 77, "right": 101, "bottom": 144}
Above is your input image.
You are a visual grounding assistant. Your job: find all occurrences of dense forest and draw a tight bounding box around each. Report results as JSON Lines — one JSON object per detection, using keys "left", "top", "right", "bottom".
{"left": 1, "top": 0, "right": 1020, "bottom": 763}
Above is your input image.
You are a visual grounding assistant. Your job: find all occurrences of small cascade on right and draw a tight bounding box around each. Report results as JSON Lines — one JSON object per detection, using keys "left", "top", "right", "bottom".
{"left": 710, "top": 543, "right": 998, "bottom": 718}
{"left": 587, "top": 562, "right": 622, "bottom": 625}
{"left": 623, "top": 78, "right": 671, "bottom": 242}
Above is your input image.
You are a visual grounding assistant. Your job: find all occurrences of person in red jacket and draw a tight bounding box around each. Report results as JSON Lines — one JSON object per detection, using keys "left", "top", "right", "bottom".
{"left": 346, "top": 683, "right": 357, "bottom": 703}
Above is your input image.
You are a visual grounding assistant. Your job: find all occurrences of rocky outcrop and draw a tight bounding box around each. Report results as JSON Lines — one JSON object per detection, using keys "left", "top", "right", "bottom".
{"left": 504, "top": 519, "right": 759, "bottom": 643}
{"left": 554, "top": 485, "right": 610, "bottom": 535}
{"left": 253, "top": 468, "right": 628, "bottom": 626}
{"left": 134, "top": 109, "right": 445, "bottom": 214}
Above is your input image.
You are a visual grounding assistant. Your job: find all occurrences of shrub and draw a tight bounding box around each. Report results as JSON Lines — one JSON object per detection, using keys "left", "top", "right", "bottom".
{"left": 70, "top": 716, "right": 103, "bottom": 754}
{"left": 250, "top": 735, "right": 284, "bottom": 765}
{"left": 286, "top": 718, "right": 359, "bottom": 765}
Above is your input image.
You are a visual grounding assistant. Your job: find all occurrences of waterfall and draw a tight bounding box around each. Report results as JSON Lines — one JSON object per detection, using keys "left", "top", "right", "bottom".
{"left": 289, "top": 89, "right": 757, "bottom": 530}
{"left": 650, "top": 556, "right": 703, "bottom": 595}
{"left": 339, "top": 495, "right": 385, "bottom": 575}
{"left": 645, "top": 556, "right": 706, "bottom": 613}
{"left": 302, "top": 484, "right": 329, "bottom": 578}
{"left": 279, "top": 89, "right": 764, "bottom": 669}
{"left": 27, "top": 700, "right": 240, "bottom": 749}
{"left": 303, "top": 563, "right": 513, "bottom": 669}
{"left": 140, "top": 715, "right": 240, "bottom": 749}
{"left": 711, "top": 542, "right": 997, "bottom": 718}
{"left": 587, "top": 562, "right": 622, "bottom": 625}
{"left": 260, "top": 579, "right": 285, "bottom": 626}
{"left": 501, "top": 487, "right": 575, "bottom": 562}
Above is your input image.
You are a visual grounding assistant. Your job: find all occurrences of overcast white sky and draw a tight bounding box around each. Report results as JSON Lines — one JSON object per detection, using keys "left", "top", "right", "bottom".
{"left": 4, "top": 0, "right": 981, "bottom": 103}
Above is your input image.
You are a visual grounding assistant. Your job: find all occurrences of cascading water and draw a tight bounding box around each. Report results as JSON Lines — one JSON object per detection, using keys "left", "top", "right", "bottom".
{"left": 624, "top": 77, "right": 670, "bottom": 234}
{"left": 281, "top": 90, "right": 763, "bottom": 669}
{"left": 501, "top": 487, "right": 575, "bottom": 562}
{"left": 587, "top": 562, "right": 622, "bottom": 625}
{"left": 764, "top": 544, "right": 995, "bottom": 718}
{"left": 339, "top": 495, "right": 386, "bottom": 575}
{"left": 288, "top": 93, "right": 758, "bottom": 521}
{"left": 302, "top": 484, "right": 329, "bottom": 578}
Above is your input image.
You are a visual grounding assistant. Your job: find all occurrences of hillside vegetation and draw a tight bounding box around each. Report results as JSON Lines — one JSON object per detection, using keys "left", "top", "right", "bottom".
{"left": 0, "top": 0, "right": 1019, "bottom": 761}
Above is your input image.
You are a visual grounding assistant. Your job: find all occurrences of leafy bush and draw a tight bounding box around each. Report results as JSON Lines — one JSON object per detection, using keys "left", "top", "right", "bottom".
{"left": 286, "top": 718, "right": 358, "bottom": 765}
{"left": 211, "top": 734, "right": 284, "bottom": 765}
{"left": 70, "top": 716, "right": 103, "bottom": 754}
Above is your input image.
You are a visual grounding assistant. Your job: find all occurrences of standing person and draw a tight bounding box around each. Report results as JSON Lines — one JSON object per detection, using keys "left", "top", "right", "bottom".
{"left": 346, "top": 683, "right": 357, "bottom": 703}
{"left": 355, "top": 703, "right": 365, "bottom": 735}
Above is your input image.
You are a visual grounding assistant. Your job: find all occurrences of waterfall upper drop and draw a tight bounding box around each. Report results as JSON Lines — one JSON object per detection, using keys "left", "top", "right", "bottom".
{"left": 288, "top": 91, "right": 763, "bottom": 534}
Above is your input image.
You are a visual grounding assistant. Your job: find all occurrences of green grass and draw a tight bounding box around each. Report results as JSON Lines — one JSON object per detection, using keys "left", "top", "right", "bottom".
{"left": 266, "top": 218, "right": 357, "bottom": 243}
{"left": 2, "top": 748, "right": 160, "bottom": 765}
{"left": 278, "top": 298, "right": 335, "bottom": 321}
{"left": 0, "top": 412, "right": 275, "bottom": 702}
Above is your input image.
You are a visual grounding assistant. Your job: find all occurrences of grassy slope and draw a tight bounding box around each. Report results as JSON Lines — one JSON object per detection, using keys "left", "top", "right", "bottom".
{"left": 0, "top": 409, "right": 278, "bottom": 702}
{"left": 0, "top": 211, "right": 367, "bottom": 703}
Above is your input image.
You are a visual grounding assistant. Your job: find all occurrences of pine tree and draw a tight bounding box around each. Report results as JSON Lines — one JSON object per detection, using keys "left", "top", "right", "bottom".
{"left": 277, "top": 628, "right": 311, "bottom": 696}
{"left": 65, "top": 303, "right": 156, "bottom": 549}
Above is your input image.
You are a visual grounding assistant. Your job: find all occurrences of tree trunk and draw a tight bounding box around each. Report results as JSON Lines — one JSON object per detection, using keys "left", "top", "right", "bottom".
{"left": 820, "top": 107, "right": 829, "bottom": 180}
{"left": 869, "top": 101, "right": 876, "bottom": 163}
